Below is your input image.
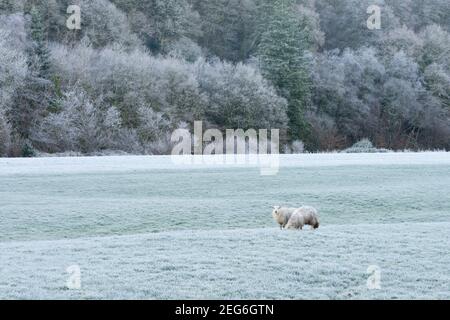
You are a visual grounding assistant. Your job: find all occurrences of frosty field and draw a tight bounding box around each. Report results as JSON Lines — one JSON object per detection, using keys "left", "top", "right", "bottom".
{"left": 1, "top": 153, "right": 449, "bottom": 299}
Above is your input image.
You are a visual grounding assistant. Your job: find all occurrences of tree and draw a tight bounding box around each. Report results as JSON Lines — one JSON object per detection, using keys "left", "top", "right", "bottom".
{"left": 2, "top": 0, "right": 450, "bottom": 155}
{"left": 0, "top": 14, "right": 33, "bottom": 151}
{"left": 112, "top": 0, "right": 201, "bottom": 53}
{"left": 311, "top": 48, "right": 385, "bottom": 146}
{"left": 74, "top": 0, "right": 140, "bottom": 48}
{"left": 192, "top": 0, "right": 257, "bottom": 61}
{"left": 419, "top": 25, "right": 450, "bottom": 70}
{"left": 32, "top": 87, "right": 124, "bottom": 153}
{"left": 29, "top": 6, "right": 51, "bottom": 78}
{"left": 0, "top": 25, "right": 28, "bottom": 109}
{"left": 424, "top": 63, "right": 450, "bottom": 110}
{"left": 315, "top": 0, "right": 400, "bottom": 50}
{"left": 257, "top": 0, "right": 312, "bottom": 143}
{"left": 195, "top": 59, "right": 288, "bottom": 131}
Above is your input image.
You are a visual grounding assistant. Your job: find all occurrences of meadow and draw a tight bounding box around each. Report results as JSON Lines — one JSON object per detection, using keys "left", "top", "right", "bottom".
{"left": 0, "top": 153, "right": 449, "bottom": 299}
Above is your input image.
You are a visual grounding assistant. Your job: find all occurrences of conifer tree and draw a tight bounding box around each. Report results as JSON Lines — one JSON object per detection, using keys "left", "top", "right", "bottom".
{"left": 29, "top": 6, "right": 51, "bottom": 78}
{"left": 257, "top": 0, "right": 312, "bottom": 143}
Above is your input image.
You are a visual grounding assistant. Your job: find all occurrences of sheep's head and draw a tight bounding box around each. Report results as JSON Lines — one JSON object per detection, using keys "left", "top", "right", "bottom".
{"left": 272, "top": 206, "right": 281, "bottom": 218}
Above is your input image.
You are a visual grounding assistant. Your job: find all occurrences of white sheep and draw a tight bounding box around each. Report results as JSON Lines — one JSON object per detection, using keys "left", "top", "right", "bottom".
{"left": 285, "top": 206, "right": 320, "bottom": 230}
{"left": 271, "top": 206, "right": 297, "bottom": 229}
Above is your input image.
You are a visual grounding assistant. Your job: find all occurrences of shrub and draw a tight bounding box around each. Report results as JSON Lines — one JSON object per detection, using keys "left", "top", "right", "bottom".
{"left": 342, "top": 139, "right": 391, "bottom": 153}
{"left": 21, "top": 140, "right": 36, "bottom": 157}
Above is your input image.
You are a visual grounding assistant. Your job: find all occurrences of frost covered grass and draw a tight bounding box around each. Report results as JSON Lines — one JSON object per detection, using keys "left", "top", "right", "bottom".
{"left": 0, "top": 153, "right": 449, "bottom": 299}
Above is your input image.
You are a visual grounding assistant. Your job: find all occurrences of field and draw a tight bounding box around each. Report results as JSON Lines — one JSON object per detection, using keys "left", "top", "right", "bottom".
{"left": 1, "top": 153, "right": 449, "bottom": 299}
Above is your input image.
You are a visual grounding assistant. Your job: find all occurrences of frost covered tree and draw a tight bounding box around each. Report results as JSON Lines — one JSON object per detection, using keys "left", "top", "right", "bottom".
{"left": 32, "top": 87, "right": 123, "bottom": 153}
{"left": 424, "top": 64, "right": 450, "bottom": 110}
{"left": 419, "top": 25, "right": 450, "bottom": 70}
{"left": 49, "top": 42, "right": 287, "bottom": 135}
{"left": 1, "top": 0, "right": 450, "bottom": 156}
{"left": 311, "top": 45, "right": 450, "bottom": 150}
{"left": 72, "top": 0, "right": 140, "bottom": 48}
{"left": 380, "top": 52, "right": 426, "bottom": 148}
{"left": 315, "top": 0, "right": 400, "bottom": 50}
{"left": 0, "top": 14, "right": 30, "bottom": 155}
{"left": 0, "top": 23, "right": 28, "bottom": 108}
{"left": 195, "top": 59, "right": 288, "bottom": 131}
{"left": 111, "top": 0, "right": 201, "bottom": 53}
{"left": 311, "top": 48, "right": 385, "bottom": 145}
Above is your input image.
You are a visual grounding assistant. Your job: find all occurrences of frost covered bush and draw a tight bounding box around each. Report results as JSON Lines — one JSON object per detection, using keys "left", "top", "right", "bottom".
{"left": 342, "top": 139, "right": 390, "bottom": 153}
{"left": 284, "top": 140, "right": 305, "bottom": 154}
{"left": 291, "top": 140, "right": 305, "bottom": 154}
{"left": 349, "top": 138, "right": 374, "bottom": 150}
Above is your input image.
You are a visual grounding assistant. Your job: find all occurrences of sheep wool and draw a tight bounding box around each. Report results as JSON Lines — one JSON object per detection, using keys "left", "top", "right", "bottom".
{"left": 272, "top": 206, "right": 297, "bottom": 229}
{"left": 285, "top": 206, "right": 320, "bottom": 230}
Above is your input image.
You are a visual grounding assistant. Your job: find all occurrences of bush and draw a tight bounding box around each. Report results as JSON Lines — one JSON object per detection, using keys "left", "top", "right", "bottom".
{"left": 342, "top": 139, "right": 391, "bottom": 153}
{"left": 21, "top": 140, "right": 36, "bottom": 157}
{"left": 284, "top": 140, "right": 305, "bottom": 154}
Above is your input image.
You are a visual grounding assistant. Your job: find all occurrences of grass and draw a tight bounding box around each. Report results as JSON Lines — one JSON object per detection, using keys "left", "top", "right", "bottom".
{"left": 0, "top": 154, "right": 449, "bottom": 299}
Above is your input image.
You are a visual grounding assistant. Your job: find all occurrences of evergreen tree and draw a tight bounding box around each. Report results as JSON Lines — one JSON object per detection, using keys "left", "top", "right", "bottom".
{"left": 257, "top": 0, "right": 312, "bottom": 142}
{"left": 29, "top": 6, "right": 51, "bottom": 78}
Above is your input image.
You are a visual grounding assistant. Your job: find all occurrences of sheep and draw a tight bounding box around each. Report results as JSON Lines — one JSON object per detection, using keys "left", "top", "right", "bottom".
{"left": 285, "top": 206, "right": 320, "bottom": 230}
{"left": 271, "top": 206, "right": 297, "bottom": 229}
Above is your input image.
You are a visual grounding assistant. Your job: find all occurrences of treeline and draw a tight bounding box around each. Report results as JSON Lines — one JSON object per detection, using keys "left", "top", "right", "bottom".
{"left": 0, "top": 0, "right": 449, "bottom": 156}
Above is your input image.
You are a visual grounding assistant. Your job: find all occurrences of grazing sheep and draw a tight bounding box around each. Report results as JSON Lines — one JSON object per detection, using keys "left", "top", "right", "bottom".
{"left": 272, "top": 206, "right": 297, "bottom": 229}
{"left": 285, "top": 206, "right": 320, "bottom": 230}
